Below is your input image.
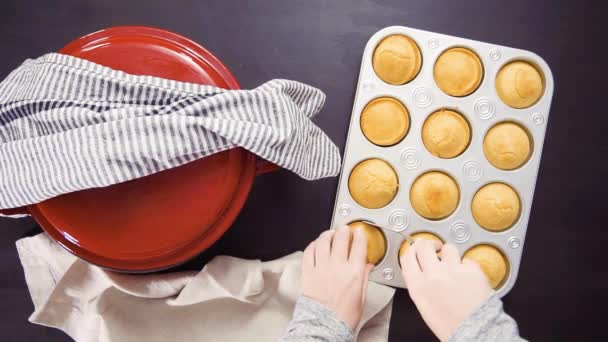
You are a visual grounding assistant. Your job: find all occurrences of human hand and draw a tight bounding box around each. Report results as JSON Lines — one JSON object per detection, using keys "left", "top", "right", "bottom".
{"left": 400, "top": 240, "right": 493, "bottom": 341}
{"left": 301, "top": 225, "right": 374, "bottom": 330}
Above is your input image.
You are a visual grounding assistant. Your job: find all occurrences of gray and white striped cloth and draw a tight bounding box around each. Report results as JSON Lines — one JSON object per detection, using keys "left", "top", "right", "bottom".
{"left": 0, "top": 53, "right": 341, "bottom": 210}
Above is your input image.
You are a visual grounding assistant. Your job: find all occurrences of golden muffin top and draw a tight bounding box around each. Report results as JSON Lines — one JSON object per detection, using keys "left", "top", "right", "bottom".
{"left": 464, "top": 244, "right": 509, "bottom": 289}
{"left": 399, "top": 232, "right": 443, "bottom": 256}
{"left": 410, "top": 171, "right": 460, "bottom": 220}
{"left": 434, "top": 47, "right": 483, "bottom": 97}
{"left": 348, "top": 159, "right": 399, "bottom": 209}
{"left": 349, "top": 221, "right": 387, "bottom": 265}
{"left": 360, "top": 97, "right": 410, "bottom": 146}
{"left": 422, "top": 109, "right": 471, "bottom": 158}
{"left": 496, "top": 61, "right": 544, "bottom": 109}
{"left": 373, "top": 34, "right": 422, "bottom": 85}
{"left": 472, "top": 183, "right": 521, "bottom": 231}
{"left": 484, "top": 122, "right": 532, "bottom": 170}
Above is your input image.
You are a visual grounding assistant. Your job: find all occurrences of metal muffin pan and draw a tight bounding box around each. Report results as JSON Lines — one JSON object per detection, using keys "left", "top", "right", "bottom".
{"left": 331, "top": 26, "right": 554, "bottom": 296}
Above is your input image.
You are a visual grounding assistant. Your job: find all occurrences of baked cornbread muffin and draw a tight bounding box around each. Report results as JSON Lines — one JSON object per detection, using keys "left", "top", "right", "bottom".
{"left": 472, "top": 183, "right": 521, "bottom": 231}
{"left": 496, "top": 61, "right": 544, "bottom": 108}
{"left": 398, "top": 232, "right": 443, "bottom": 256}
{"left": 348, "top": 159, "right": 398, "bottom": 209}
{"left": 410, "top": 171, "right": 460, "bottom": 220}
{"left": 483, "top": 122, "right": 531, "bottom": 170}
{"left": 360, "top": 97, "right": 410, "bottom": 146}
{"left": 349, "top": 221, "right": 386, "bottom": 265}
{"left": 434, "top": 47, "right": 483, "bottom": 97}
{"left": 422, "top": 109, "right": 471, "bottom": 158}
{"left": 464, "top": 244, "right": 509, "bottom": 289}
{"left": 373, "top": 34, "right": 422, "bottom": 85}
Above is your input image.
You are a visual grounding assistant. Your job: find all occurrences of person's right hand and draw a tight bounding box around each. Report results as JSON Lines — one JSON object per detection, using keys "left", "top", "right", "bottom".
{"left": 400, "top": 240, "right": 493, "bottom": 341}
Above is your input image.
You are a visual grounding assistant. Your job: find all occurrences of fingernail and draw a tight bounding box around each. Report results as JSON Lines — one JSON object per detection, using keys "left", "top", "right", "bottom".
{"left": 339, "top": 225, "right": 349, "bottom": 233}
{"left": 355, "top": 227, "right": 364, "bottom": 235}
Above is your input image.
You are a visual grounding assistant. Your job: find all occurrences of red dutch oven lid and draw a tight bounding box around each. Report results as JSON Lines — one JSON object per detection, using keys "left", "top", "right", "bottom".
{"left": 12, "top": 26, "right": 268, "bottom": 272}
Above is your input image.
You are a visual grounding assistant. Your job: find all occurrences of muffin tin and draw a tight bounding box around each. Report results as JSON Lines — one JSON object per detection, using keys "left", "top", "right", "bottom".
{"left": 331, "top": 26, "right": 554, "bottom": 296}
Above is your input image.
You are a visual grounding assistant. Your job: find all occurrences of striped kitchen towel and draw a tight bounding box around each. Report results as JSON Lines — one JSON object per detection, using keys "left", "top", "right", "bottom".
{"left": 0, "top": 53, "right": 341, "bottom": 210}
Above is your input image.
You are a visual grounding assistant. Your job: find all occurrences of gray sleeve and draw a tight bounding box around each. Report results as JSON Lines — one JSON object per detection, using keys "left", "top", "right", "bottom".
{"left": 278, "top": 296, "right": 354, "bottom": 342}
{"left": 449, "top": 294, "right": 528, "bottom": 342}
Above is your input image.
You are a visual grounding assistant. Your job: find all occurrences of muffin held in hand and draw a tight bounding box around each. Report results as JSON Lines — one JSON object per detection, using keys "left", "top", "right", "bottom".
{"left": 464, "top": 244, "right": 509, "bottom": 289}
{"left": 484, "top": 122, "right": 531, "bottom": 170}
{"left": 373, "top": 34, "right": 422, "bottom": 85}
{"left": 410, "top": 171, "right": 460, "bottom": 220}
{"left": 434, "top": 47, "right": 483, "bottom": 97}
{"left": 349, "top": 221, "right": 386, "bottom": 265}
{"left": 472, "top": 183, "right": 521, "bottom": 231}
{"left": 422, "top": 109, "right": 471, "bottom": 158}
{"left": 496, "top": 61, "right": 544, "bottom": 109}
{"left": 360, "top": 97, "right": 410, "bottom": 146}
{"left": 398, "top": 232, "right": 443, "bottom": 256}
{"left": 349, "top": 159, "right": 398, "bottom": 209}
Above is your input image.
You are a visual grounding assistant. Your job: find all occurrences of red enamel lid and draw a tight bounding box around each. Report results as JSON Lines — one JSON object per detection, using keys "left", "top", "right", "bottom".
{"left": 27, "top": 26, "right": 258, "bottom": 272}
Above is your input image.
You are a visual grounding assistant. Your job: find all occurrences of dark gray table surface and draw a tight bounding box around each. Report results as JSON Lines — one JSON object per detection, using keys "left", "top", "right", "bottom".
{"left": 1, "top": 0, "right": 605, "bottom": 341}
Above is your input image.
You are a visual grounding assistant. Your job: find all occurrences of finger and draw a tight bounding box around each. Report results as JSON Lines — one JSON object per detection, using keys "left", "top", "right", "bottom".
{"left": 462, "top": 258, "right": 486, "bottom": 277}
{"left": 349, "top": 227, "right": 368, "bottom": 267}
{"left": 361, "top": 263, "right": 373, "bottom": 306}
{"left": 303, "top": 241, "right": 316, "bottom": 272}
{"left": 416, "top": 239, "right": 442, "bottom": 272}
{"left": 400, "top": 241, "right": 421, "bottom": 286}
{"left": 331, "top": 225, "right": 351, "bottom": 262}
{"left": 314, "top": 230, "right": 334, "bottom": 267}
{"left": 440, "top": 243, "right": 460, "bottom": 265}
{"left": 462, "top": 258, "right": 478, "bottom": 267}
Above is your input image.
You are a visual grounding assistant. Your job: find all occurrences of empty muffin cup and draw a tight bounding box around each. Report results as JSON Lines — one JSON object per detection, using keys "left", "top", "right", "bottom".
{"left": 360, "top": 97, "right": 410, "bottom": 146}
{"left": 496, "top": 61, "right": 544, "bottom": 109}
{"left": 422, "top": 109, "right": 471, "bottom": 158}
{"left": 434, "top": 47, "right": 483, "bottom": 97}
{"left": 373, "top": 34, "right": 422, "bottom": 85}
{"left": 410, "top": 171, "right": 460, "bottom": 220}
{"left": 484, "top": 122, "right": 532, "bottom": 170}
{"left": 472, "top": 183, "right": 521, "bottom": 231}
{"left": 348, "top": 221, "right": 387, "bottom": 265}
{"left": 348, "top": 159, "right": 398, "bottom": 209}
{"left": 463, "top": 244, "right": 510, "bottom": 289}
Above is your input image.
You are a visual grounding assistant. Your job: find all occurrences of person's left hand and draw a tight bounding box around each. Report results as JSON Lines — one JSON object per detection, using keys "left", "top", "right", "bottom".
{"left": 301, "top": 225, "right": 374, "bottom": 330}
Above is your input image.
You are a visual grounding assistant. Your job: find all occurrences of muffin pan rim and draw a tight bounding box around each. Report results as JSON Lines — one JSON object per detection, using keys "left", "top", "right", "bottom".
{"left": 367, "top": 28, "right": 554, "bottom": 106}
{"left": 331, "top": 25, "right": 554, "bottom": 297}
